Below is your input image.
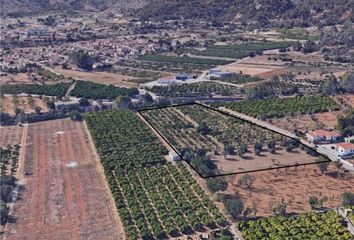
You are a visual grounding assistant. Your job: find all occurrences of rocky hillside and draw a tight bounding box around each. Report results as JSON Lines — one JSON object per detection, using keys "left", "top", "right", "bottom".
{"left": 136, "top": 0, "right": 353, "bottom": 26}
{"left": 1, "top": 0, "right": 353, "bottom": 27}
{"left": 1, "top": 0, "right": 147, "bottom": 17}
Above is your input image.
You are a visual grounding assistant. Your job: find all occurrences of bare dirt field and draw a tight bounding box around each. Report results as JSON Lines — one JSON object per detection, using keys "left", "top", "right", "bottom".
{"left": 335, "top": 94, "right": 354, "bottom": 108}
{"left": 2, "top": 119, "right": 125, "bottom": 240}
{"left": 0, "top": 125, "right": 23, "bottom": 146}
{"left": 0, "top": 73, "right": 33, "bottom": 85}
{"left": 1, "top": 96, "right": 49, "bottom": 116}
{"left": 270, "top": 115, "right": 317, "bottom": 133}
{"left": 53, "top": 68, "right": 139, "bottom": 88}
{"left": 211, "top": 146, "right": 319, "bottom": 174}
{"left": 224, "top": 164, "right": 354, "bottom": 216}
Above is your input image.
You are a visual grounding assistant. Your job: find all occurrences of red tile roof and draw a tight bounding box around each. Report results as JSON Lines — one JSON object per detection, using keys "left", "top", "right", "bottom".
{"left": 307, "top": 130, "right": 342, "bottom": 138}
{"left": 336, "top": 142, "right": 354, "bottom": 150}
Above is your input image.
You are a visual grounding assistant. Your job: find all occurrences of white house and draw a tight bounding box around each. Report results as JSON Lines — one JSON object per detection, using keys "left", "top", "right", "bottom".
{"left": 345, "top": 136, "right": 354, "bottom": 143}
{"left": 336, "top": 142, "right": 354, "bottom": 156}
{"left": 306, "top": 130, "right": 342, "bottom": 143}
{"left": 169, "top": 151, "right": 181, "bottom": 161}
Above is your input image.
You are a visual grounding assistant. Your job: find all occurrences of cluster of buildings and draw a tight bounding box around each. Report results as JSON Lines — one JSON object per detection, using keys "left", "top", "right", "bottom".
{"left": 306, "top": 129, "right": 354, "bottom": 158}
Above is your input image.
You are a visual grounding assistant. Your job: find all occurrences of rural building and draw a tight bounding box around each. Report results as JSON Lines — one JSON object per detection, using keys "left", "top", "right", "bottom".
{"left": 306, "top": 130, "right": 342, "bottom": 143}
{"left": 157, "top": 77, "right": 177, "bottom": 85}
{"left": 176, "top": 74, "right": 192, "bottom": 81}
{"left": 344, "top": 136, "right": 354, "bottom": 143}
{"left": 336, "top": 142, "right": 354, "bottom": 157}
{"left": 169, "top": 151, "right": 181, "bottom": 161}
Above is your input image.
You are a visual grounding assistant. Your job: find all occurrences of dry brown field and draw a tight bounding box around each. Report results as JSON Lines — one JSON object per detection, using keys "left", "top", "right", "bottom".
{"left": 0, "top": 73, "right": 33, "bottom": 85}
{"left": 2, "top": 119, "right": 125, "bottom": 240}
{"left": 210, "top": 164, "right": 354, "bottom": 217}
{"left": 211, "top": 147, "right": 318, "bottom": 174}
{"left": 1, "top": 96, "right": 49, "bottom": 116}
{"left": 53, "top": 68, "right": 139, "bottom": 88}
{"left": 0, "top": 125, "right": 23, "bottom": 146}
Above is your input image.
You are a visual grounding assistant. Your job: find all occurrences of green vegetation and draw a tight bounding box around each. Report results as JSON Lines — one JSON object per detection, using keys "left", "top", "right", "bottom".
{"left": 69, "top": 50, "right": 96, "bottom": 71}
{"left": 150, "top": 82, "right": 241, "bottom": 97}
{"left": 0, "top": 83, "right": 71, "bottom": 97}
{"left": 336, "top": 110, "right": 354, "bottom": 137}
{"left": 141, "top": 104, "right": 317, "bottom": 176}
{"left": 211, "top": 73, "right": 263, "bottom": 84}
{"left": 37, "top": 68, "right": 62, "bottom": 80}
{"left": 206, "top": 178, "right": 228, "bottom": 193}
{"left": 238, "top": 210, "right": 352, "bottom": 240}
{"left": 139, "top": 54, "right": 232, "bottom": 65}
{"left": 0, "top": 145, "right": 20, "bottom": 225}
{"left": 217, "top": 95, "right": 340, "bottom": 119}
{"left": 188, "top": 42, "right": 293, "bottom": 59}
{"left": 86, "top": 109, "right": 228, "bottom": 239}
{"left": 70, "top": 81, "right": 139, "bottom": 100}
{"left": 279, "top": 29, "right": 319, "bottom": 41}
{"left": 86, "top": 110, "right": 167, "bottom": 168}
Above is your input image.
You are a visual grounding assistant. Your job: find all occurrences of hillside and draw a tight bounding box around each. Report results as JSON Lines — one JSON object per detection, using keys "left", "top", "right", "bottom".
{"left": 136, "top": 0, "right": 353, "bottom": 26}
{"left": 1, "top": 0, "right": 147, "bottom": 17}
{"left": 1, "top": 0, "right": 353, "bottom": 27}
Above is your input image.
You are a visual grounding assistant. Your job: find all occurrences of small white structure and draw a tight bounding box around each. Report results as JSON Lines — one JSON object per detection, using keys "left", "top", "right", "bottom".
{"left": 169, "top": 151, "right": 181, "bottom": 161}
{"left": 336, "top": 142, "right": 354, "bottom": 156}
{"left": 306, "top": 130, "right": 342, "bottom": 143}
{"left": 345, "top": 136, "right": 354, "bottom": 143}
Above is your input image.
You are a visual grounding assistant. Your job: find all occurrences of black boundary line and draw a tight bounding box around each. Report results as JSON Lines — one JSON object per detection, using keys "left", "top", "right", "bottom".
{"left": 138, "top": 102, "right": 332, "bottom": 178}
{"left": 138, "top": 101, "right": 196, "bottom": 112}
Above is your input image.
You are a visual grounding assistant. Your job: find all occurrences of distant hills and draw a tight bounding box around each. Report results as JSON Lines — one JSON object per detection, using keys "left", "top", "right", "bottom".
{"left": 1, "top": 0, "right": 147, "bottom": 16}
{"left": 1, "top": 0, "right": 353, "bottom": 27}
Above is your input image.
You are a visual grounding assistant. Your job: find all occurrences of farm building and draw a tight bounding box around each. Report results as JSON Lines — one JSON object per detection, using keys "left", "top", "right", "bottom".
{"left": 306, "top": 130, "right": 342, "bottom": 143}
{"left": 209, "top": 69, "right": 232, "bottom": 79}
{"left": 336, "top": 142, "right": 354, "bottom": 157}
{"left": 157, "top": 77, "right": 178, "bottom": 85}
{"left": 169, "top": 151, "right": 181, "bottom": 161}
{"left": 176, "top": 74, "right": 192, "bottom": 81}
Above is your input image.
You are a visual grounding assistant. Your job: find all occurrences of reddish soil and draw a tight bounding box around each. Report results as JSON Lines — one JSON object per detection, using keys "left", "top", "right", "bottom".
{"left": 0, "top": 125, "right": 23, "bottom": 146}
{"left": 271, "top": 110, "right": 342, "bottom": 132}
{"left": 2, "top": 119, "right": 125, "bottom": 240}
{"left": 0, "top": 73, "right": 32, "bottom": 85}
{"left": 1, "top": 96, "right": 49, "bottom": 116}
{"left": 335, "top": 94, "right": 354, "bottom": 108}
{"left": 270, "top": 115, "right": 316, "bottom": 133}
{"left": 211, "top": 147, "right": 319, "bottom": 175}
{"left": 224, "top": 164, "right": 354, "bottom": 216}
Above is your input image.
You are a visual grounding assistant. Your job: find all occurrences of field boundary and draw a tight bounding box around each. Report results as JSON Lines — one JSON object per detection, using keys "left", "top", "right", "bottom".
{"left": 138, "top": 102, "right": 332, "bottom": 178}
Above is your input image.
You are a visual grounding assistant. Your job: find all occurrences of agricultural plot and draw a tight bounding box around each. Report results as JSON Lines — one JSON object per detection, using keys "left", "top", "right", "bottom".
{"left": 0, "top": 125, "right": 23, "bottom": 146}
{"left": 214, "top": 95, "right": 340, "bottom": 119}
{"left": 238, "top": 209, "right": 352, "bottom": 240}
{"left": 140, "top": 103, "right": 325, "bottom": 177}
{"left": 85, "top": 109, "right": 229, "bottom": 240}
{"left": 70, "top": 80, "right": 139, "bottom": 100}
{"left": 226, "top": 164, "right": 354, "bottom": 216}
{"left": 149, "top": 82, "right": 241, "bottom": 98}
{"left": 0, "top": 82, "right": 71, "bottom": 97}
{"left": 1, "top": 95, "right": 49, "bottom": 115}
{"left": 186, "top": 41, "right": 293, "bottom": 59}
{"left": 139, "top": 54, "right": 232, "bottom": 66}
{"left": 210, "top": 73, "right": 263, "bottom": 85}
{"left": 2, "top": 119, "right": 124, "bottom": 240}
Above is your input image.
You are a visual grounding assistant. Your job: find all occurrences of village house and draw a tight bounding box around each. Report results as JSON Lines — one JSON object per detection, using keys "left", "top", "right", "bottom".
{"left": 336, "top": 142, "right": 354, "bottom": 157}
{"left": 306, "top": 130, "right": 342, "bottom": 143}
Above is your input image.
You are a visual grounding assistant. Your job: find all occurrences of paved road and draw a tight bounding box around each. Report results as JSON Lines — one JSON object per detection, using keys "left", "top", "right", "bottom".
{"left": 337, "top": 207, "right": 354, "bottom": 235}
